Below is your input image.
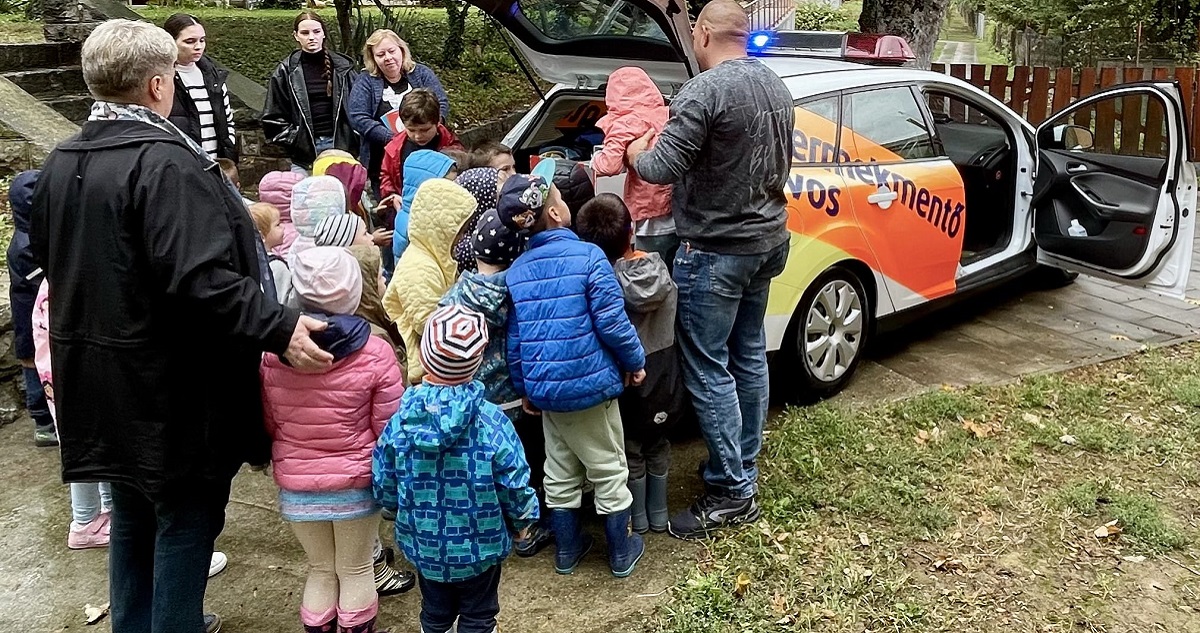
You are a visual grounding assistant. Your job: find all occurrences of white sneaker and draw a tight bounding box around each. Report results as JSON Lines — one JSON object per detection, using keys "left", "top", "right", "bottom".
{"left": 208, "top": 551, "right": 228, "bottom": 578}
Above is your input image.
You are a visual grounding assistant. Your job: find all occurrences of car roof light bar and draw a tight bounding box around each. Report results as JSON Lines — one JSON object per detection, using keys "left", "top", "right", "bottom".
{"left": 748, "top": 30, "right": 915, "bottom": 66}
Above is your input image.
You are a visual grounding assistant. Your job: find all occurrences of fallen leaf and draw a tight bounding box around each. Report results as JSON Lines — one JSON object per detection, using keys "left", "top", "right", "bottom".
{"left": 775, "top": 531, "right": 790, "bottom": 543}
{"left": 1115, "top": 372, "right": 1135, "bottom": 382}
{"left": 914, "top": 427, "right": 944, "bottom": 446}
{"left": 734, "top": 572, "right": 751, "bottom": 599}
{"left": 770, "top": 591, "right": 788, "bottom": 615}
{"left": 84, "top": 602, "right": 110, "bottom": 625}
{"left": 931, "top": 557, "right": 965, "bottom": 572}
{"left": 1060, "top": 434, "right": 1078, "bottom": 446}
{"left": 775, "top": 614, "right": 796, "bottom": 625}
{"left": 1184, "top": 297, "right": 1200, "bottom": 306}
{"left": 1122, "top": 555, "right": 1147, "bottom": 563}
{"left": 1094, "top": 519, "right": 1122, "bottom": 539}
{"left": 962, "top": 419, "right": 994, "bottom": 439}
{"left": 858, "top": 532, "right": 871, "bottom": 548}
{"left": 1110, "top": 334, "right": 1130, "bottom": 341}
{"left": 1021, "top": 412, "right": 1042, "bottom": 425}
{"left": 820, "top": 609, "right": 837, "bottom": 619}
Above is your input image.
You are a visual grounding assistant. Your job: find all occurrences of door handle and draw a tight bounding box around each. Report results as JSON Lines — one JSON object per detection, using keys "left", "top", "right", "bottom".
{"left": 1066, "top": 163, "right": 1088, "bottom": 173}
{"left": 867, "top": 185, "right": 898, "bottom": 209}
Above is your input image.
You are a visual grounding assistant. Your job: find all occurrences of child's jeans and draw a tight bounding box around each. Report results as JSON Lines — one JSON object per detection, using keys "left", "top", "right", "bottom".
{"left": 418, "top": 563, "right": 501, "bottom": 633}
{"left": 71, "top": 482, "right": 112, "bottom": 524}
{"left": 22, "top": 366, "right": 54, "bottom": 433}
{"left": 542, "top": 400, "right": 633, "bottom": 514}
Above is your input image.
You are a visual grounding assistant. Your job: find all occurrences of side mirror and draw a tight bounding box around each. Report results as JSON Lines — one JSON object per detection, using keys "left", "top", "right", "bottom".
{"left": 1054, "top": 124, "right": 1095, "bottom": 151}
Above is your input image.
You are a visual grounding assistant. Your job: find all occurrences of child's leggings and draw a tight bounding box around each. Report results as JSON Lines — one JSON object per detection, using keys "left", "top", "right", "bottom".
{"left": 70, "top": 482, "right": 112, "bottom": 524}
{"left": 290, "top": 514, "right": 380, "bottom": 627}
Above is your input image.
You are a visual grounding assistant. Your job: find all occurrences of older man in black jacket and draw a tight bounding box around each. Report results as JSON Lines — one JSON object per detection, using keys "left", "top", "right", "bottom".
{"left": 31, "top": 19, "right": 333, "bottom": 633}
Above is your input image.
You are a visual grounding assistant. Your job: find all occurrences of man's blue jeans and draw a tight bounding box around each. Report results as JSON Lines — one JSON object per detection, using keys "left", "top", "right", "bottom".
{"left": 674, "top": 240, "right": 789, "bottom": 500}
{"left": 109, "top": 478, "right": 231, "bottom": 633}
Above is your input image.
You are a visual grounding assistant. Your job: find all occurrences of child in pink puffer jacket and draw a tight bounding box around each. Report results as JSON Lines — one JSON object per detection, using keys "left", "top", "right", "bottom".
{"left": 591, "top": 66, "right": 677, "bottom": 267}
{"left": 258, "top": 170, "right": 306, "bottom": 258}
{"left": 261, "top": 246, "right": 404, "bottom": 633}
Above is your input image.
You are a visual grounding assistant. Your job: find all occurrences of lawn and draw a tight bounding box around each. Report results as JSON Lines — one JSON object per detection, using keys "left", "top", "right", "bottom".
{"left": 654, "top": 343, "right": 1200, "bottom": 631}
{"left": 0, "top": 11, "right": 42, "bottom": 43}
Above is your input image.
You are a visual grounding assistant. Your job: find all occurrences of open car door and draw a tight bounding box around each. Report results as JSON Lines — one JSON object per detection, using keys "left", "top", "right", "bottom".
{"left": 1031, "top": 83, "right": 1196, "bottom": 299}
{"left": 467, "top": 0, "right": 698, "bottom": 91}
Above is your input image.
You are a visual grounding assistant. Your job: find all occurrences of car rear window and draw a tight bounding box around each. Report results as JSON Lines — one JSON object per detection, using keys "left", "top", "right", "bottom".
{"left": 516, "top": 0, "right": 669, "bottom": 42}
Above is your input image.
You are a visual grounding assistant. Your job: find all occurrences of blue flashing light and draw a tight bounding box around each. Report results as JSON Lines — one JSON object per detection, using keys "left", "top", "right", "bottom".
{"left": 748, "top": 31, "right": 774, "bottom": 54}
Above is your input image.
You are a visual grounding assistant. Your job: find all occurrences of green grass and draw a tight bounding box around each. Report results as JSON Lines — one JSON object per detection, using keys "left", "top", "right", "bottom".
{"left": 132, "top": 6, "right": 535, "bottom": 128}
{"left": 0, "top": 11, "right": 43, "bottom": 43}
{"left": 654, "top": 344, "right": 1200, "bottom": 632}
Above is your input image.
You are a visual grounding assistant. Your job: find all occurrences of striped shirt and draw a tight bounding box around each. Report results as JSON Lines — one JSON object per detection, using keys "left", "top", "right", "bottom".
{"left": 175, "top": 62, "right": 234, "bottom": 159}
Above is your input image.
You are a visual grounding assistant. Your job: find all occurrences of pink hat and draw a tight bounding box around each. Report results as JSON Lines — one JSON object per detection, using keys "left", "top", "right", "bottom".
{"left": 291, "top": 247, "right": 363, "bottom": 315}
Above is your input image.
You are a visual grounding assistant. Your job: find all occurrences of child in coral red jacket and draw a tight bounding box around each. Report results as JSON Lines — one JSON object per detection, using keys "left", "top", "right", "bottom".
{"left": 261, "top": 246, "right": 405, "bottom": 633}
{"left": 591, "top": 66, "right": 677, "bottom": 267}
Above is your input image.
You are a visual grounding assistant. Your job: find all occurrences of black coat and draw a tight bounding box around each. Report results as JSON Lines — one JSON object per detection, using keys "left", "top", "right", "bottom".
{"left": 262, "top": 49, "right": 359, "bottom": 169}
{"left": 169, "top": 55, "right": 239, "bottom": 163}
{"left": 30, "top": 120, "right": 299, "bottom": 497}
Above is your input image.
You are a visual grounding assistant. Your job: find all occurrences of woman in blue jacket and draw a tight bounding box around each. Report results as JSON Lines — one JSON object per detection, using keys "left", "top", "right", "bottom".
{"left": 348, "top": 29, "right": 450, "bottom": 191}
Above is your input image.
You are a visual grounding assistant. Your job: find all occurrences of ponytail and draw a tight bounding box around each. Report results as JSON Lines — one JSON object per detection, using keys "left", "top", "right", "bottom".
{"left": 323, "top": 49, "right": 333, "bottom": 97}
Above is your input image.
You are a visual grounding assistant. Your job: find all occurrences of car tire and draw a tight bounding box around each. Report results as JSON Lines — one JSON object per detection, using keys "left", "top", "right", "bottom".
{"left": 1035, "top": 265, "right": 1079, "bottom": 289}
{"left": 773, "top": 265, "right": 872, "bottom": 404}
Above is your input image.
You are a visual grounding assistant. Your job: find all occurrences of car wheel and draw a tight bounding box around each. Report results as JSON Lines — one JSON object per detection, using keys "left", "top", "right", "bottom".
{"left": 775, "top": 266, "right": 872, "bottom": 403}
{"left": 1036, "top": 265, "right": 1079, "bottom": 288}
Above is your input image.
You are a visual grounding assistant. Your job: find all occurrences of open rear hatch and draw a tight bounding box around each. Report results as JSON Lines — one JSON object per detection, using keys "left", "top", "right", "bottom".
{"left": 468, "top": 0, "right": 698, "bottom": 91}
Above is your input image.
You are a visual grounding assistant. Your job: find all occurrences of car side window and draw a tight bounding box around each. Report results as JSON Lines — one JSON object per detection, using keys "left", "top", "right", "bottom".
{"left": 792, "top": 96, "right": 842, "bottom": 165}
{"left": 1041, "top": 93, "right": 1169, "bottom": 159}
{"left": 925, "top": 91, "right": 1011, "bottom": 166}
{"left": 842, "top": 87, "right": 937, "bottom": 162}
{"left": 517, "top": 0, "right": 668, "bottom": 41}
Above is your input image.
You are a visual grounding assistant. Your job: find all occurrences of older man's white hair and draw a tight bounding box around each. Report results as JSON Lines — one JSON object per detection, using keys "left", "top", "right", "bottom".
{"left": 81, "top": 19, "right": 177, "bottom": 102}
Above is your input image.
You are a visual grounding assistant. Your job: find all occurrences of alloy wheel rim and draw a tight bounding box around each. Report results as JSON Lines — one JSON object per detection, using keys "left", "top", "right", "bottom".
{"left": 803, "top": 279, "right": 864, "bottom": 382}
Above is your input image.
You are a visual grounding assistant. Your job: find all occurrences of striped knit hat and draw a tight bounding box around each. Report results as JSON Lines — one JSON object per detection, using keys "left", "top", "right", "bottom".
{"left": 314, "top": 214, "right": 365, "bottom": 248}
{"left": 420, "top": 305, "right": 489, "bottom": 386}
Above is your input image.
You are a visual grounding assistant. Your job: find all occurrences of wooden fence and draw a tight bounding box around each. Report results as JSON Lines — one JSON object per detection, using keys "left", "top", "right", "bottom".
{"left": 930, "top": 63, "right": 1200, "bottom": 160}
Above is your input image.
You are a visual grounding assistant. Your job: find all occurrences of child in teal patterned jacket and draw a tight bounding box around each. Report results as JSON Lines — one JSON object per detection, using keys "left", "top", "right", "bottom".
{"left": 373, "top": 304, "right": 538, "bottom": 633}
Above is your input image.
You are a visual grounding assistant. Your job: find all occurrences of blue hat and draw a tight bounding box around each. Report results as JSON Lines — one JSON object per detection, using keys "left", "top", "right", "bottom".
{"left": 496, "top": 174, "right": 550, "bottom": 233}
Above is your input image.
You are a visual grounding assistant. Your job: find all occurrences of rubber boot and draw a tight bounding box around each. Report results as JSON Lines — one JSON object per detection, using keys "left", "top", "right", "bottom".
{"left": 303, "top": 618, "right": 336, "bottom": 633}
{"left": 604, "top": 509, "right": 645, "bottom": 578}
{"left": 338, "top": 616, "right": 387, "bottom": 633}
{"left": 627, "top": 476, "right": 649, "bottom": 534}
{"left": 647, "top": 472, "right": 669, "bottom": 533}
{"left": 550, "top": 508, "right": 593, "bottom": 574}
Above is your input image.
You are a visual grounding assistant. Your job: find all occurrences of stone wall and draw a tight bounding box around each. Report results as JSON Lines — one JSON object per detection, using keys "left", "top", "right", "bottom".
{"left": 0, "top": 74, "right": 79, "bottom": 176}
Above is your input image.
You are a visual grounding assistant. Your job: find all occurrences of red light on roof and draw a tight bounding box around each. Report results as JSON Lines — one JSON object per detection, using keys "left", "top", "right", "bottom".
{"left": 845, "top": 33, "right": 915, "bottom": 65}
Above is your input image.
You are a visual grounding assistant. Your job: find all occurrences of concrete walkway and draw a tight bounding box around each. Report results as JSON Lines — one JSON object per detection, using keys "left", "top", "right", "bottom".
{"left": 935, "top": 40, "right": 978, "bottom": 65}
{"left": 1, "top": 243, "right": 1197, "bottom": 631}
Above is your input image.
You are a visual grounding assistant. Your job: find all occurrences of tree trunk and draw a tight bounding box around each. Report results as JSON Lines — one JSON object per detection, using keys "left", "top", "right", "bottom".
{"left": 335, "top": 0, "right": 353, "bottom": 53}
{"left": 442, "top": 0, "right": 469, "bottom": 68}
{"left": 859, "top": 0, "right": 952, "bottom": 68}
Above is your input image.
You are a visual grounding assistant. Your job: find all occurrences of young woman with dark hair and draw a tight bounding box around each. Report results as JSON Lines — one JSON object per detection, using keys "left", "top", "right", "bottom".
{"left": 164, "top": 13, "right": 238, "bottom": 162}
{"left": 262, "top": 12, "right": 359, "bottom": 173}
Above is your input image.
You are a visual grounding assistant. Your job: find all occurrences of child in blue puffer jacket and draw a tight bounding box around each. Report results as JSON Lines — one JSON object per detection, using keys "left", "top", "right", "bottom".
{"left": 499, "top": 174, "right": 647, "bottom": 578}
{"left": 374, "top": 304, "right": 538, "bottom": 633}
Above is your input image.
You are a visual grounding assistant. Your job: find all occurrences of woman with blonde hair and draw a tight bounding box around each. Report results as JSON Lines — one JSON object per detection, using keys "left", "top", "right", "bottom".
{"left": 348, "top": 29, "right": 450, "bottom": 190}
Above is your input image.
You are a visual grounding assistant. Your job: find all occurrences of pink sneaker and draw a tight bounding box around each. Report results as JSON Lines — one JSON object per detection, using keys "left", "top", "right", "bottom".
{"left": 67, "top": 513, "right": 111, "bottom": 550}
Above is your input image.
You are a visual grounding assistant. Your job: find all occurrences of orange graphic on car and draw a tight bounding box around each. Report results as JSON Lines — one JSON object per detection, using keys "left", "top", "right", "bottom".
{"left": 785, "top": 107, "right": 966, "bottom": 301}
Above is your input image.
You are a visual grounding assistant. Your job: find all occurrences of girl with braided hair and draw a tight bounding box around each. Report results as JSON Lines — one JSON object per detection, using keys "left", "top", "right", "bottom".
{"left": 263, "top": 11, "right": 360, "bottom": 173}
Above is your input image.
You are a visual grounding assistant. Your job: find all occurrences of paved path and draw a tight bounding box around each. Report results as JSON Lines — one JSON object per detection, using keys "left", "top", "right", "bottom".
{"left": 935, "top": 40, "right": 978, "bottom": 65}
{"left": 1, "top": 241, "right": 1198, "bottom": 632}
{"left": 843, "top": 239, "right": 1200, "bottom": 406}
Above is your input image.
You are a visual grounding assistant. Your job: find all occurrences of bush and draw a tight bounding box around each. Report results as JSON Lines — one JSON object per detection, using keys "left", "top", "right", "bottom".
{"left": 795, "top": 0, "right": 860, "bottom": 32}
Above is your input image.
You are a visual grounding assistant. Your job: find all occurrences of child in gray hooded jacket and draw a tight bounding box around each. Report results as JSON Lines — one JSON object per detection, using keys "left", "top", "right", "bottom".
{"left": 576, "top": 193, "right": 691, "bottom": 534}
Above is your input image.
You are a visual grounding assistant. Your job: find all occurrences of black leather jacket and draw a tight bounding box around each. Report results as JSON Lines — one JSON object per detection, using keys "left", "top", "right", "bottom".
{"left": 262, "top": 49, "right": 359, "bottom": 169}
